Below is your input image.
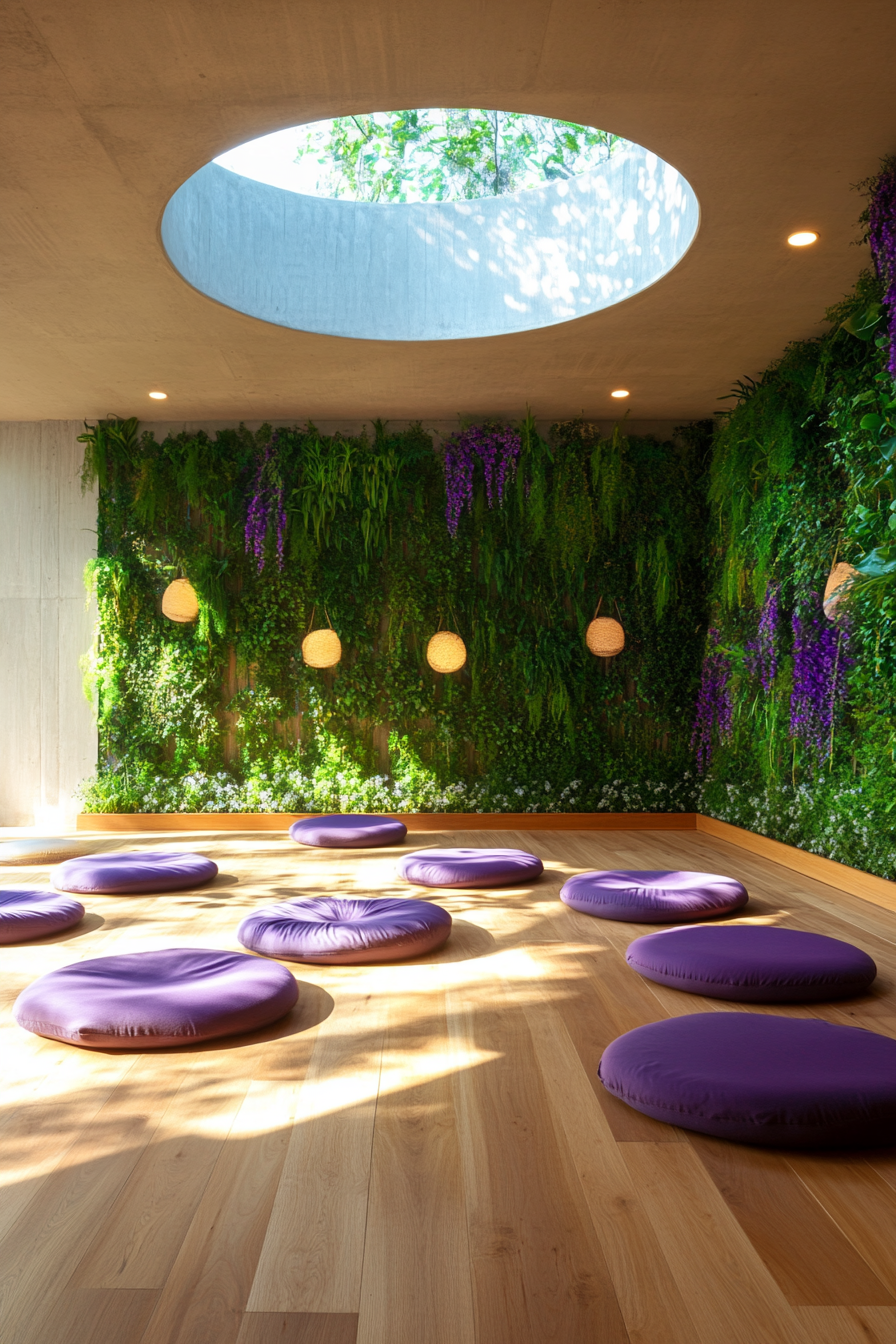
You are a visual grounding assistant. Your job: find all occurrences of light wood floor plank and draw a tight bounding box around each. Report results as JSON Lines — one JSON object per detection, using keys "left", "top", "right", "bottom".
{"left": 447, "top": 990, "right": 630, "bottom": 1344}
{"left": 621, "top": 1141, "right": 814, "bottom": 1344}
{"left": 794, "top": 1305, "right": 896, "bottom": 1344}
{"left": 0, "top": 1065, "right": 182, "bottom": 1344}
{"left": 786, "top": 1154, "right": 896, "bottom": 1298}
{"left": 0, "top": 1052, "right": 139, "bottom": 1241}
{"left": 25, "top": 1287, "right": 159, "bottom": 1344}
{"left": 542, "top": 943, "right": 686, "bottom": 1141}
{"left": 356, "top": 993, "right": 475, "bottom": 1344}
{"left": 524, "top": 998, "right": 698, "bottom": 1344}
{"left": 247, "top": 992, "right": 386, "bottom": 1314}
{"left": 139, "top": 1079, "right": 299, "bottom": 1344}
{"left": 236, "top": 1311, "right": 359, "bottom": 1343}
{"left": 75, "top": 1061, "right": 253, "bottom": 1289}
{"left": 687, "top": 1134, "right": 894, "bottom": 1305}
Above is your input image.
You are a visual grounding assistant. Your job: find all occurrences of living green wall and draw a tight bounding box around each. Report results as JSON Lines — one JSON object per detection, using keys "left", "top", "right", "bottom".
{"left": 78, "top": 416, "right": 711, "bottom": 816}
{"left": 695, "top": 260, "right": 896, "bottom": 879}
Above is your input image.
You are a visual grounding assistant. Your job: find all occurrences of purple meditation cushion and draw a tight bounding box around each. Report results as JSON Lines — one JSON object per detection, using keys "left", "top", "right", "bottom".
{"left": 238, "top": 896, "right": 452, "bottom": 964}
{"left": 626, "top": 925, "right": 877, "bottom": 1002}
{"left": 397, "top": 847, "right": 544, "bottom": 889}
{"left": 560, "top": 869, "right": 747, "bottom": 922}
{"left": 52, "top": 850, "right": 218, "bottom": 895}
{"left": 13, "top": 947, "right": 298, "bottom": 1048}
{"left": 598, "top": 1012, "right": 896, "bottom": 1147}
{"left": 289, "top": 815, "right": 407, "bottom": 848}
{"left": 0, "top": 888, "right": 85, "bottom": 944}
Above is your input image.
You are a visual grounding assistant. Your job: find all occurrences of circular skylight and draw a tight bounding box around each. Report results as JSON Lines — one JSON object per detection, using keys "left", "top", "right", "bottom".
{"left": 162, "top": 109, "right": 699, "bottom": 342}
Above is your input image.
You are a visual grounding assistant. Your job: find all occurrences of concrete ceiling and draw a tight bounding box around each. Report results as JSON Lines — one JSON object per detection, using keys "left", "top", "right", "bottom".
{"left": 1, "top": 0, "right": 894, "bottom": 424}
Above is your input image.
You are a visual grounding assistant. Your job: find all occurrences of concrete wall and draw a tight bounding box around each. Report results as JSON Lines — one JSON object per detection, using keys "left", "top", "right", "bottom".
{"left": 0, "top": 423, "right": 97, "bottom": 826}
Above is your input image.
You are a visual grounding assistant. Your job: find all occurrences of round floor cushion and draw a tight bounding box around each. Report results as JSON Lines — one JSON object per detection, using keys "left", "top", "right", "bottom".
{"left": 397, "top": 847, "right": 544, "bottom": 889}
{"left": 598, "top": 1012, "right": 896, "bottom": 1147}
{"left": 626, "top": 925, "right": 877, "bottom": 1002}
{"left": 0, "top": 889, "right": 85, "bottom": 944}
{"left": 560, "top": 869, "right": 747, "bottom": 922}
{"left": 289, "top": 815, "right": 407, "bottom": 848}
{"left": 52, "top": 850, "right": 218, "bottom": 895}
{"left": 0, "top": 838, "right": 94, "bottom": 866}
{"left": 14, "top": 947, "right": 298, "bottom": 1048}
{"left": 238, "top": 896, "right": 452, "bottom": 964}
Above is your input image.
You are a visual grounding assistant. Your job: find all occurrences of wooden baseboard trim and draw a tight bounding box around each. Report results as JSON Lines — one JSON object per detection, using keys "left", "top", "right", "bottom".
{"left": 695, "top": 814, "right": 896, "bottom": 915}
{"left": 75, "top": 811, "right": 698, "bottom": 834}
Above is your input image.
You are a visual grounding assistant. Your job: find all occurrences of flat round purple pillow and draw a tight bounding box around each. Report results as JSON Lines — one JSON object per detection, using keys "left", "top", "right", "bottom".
{"left": 0, "top": 888, "right": 85, "bottom": 944}
{"left": 13, "top": 947, "right": 298, "bottom": 1048}
{"left": 560, "top": 869, "right": 747, "bottom": 922}
{"left": 52, "top": 850, "right": 218, "bottom": 895}
{"left": 289, "top": 815, "right": 407, "bottom": 848}
{"left": 598, "top": 1013, "right": 896, "bottom": 1147}
{"left": 626, "top": 925, "right": 877, "bottom": 1002}
{"left": 397, "top": 847, "right": 544, "bottom": 889}
{"left": 238, "top": 896, "right": 452, "bottom": 964}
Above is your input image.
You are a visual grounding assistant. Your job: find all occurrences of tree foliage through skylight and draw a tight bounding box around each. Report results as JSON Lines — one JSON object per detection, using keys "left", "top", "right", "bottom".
{"left": 293, "top": 109, "right": 621, "bottom": 203}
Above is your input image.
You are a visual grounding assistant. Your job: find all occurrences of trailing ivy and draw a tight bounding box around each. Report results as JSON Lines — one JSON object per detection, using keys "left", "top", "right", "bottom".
{"left": 78, "top": 417, "right": 710, "bottom": 814}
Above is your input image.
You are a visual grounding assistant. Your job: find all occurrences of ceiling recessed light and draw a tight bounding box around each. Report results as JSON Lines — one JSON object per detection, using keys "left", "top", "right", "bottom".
{"left": 611, "top": 389, "right": 630, "bottom": 399}
{"left": 148, "top": 390, "right": 168, "bottom": 399}
{"left": 787, "top": 231, "right": 818, "bottom": 247}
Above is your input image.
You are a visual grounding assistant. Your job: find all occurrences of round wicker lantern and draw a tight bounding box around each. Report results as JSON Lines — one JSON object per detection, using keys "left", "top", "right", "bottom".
{"left": 302, "top": 628, "right": 342, "bottom": 668}
{"left": 426, "top": 630, "right": 467, "bottom": 673}
{"left": 586, "top": 616, "right": 625, "bottom": 657}
{"left": 823, "top": 562, "right": 858, "bottom": 620}
{"left": 161, "top": 578, "right": 199, "bottom": 623}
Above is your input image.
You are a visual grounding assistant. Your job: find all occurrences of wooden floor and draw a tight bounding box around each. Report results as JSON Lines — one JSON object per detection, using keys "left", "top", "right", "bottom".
{"left": 2, "top": 828, "right": 896, "bottom": 1344}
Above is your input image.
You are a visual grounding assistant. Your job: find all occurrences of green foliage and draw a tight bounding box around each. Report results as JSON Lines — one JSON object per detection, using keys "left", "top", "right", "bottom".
{"left": 294, "top": 109, "right": 619, "bottom": 203}
{"left": 78, "top": 417, "right": 710, "bottom": 814}
{"left": 699, "top": 242, "right": 896, "bottom": 878}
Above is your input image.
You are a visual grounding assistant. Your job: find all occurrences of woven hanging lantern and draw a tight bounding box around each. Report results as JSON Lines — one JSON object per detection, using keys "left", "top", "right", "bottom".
{"left": 427, "top": 630, "right": 467, "bottom": 673}
{"left": 586, "top": 616, "right": 625, "bottom": 657}
{"left": 823, "top": 562, "right": 858, "bottom": 620}
{"left": 302, "top": 628, "right": 342, "bottom": 668}
{"left": 161, "top": 578, "right": 199, "bottom": 623}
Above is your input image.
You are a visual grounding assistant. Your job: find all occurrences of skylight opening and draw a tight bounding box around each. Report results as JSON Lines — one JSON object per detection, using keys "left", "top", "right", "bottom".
{"left": 214, "top": 109, "right": 625, "bottom": 204}
{"left": 166, "top": 111, "right": 699, "bottom": 341}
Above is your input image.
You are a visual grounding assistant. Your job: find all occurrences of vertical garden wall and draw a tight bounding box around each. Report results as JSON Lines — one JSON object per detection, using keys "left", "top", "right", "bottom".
{"left": 695, "top": 159, "right": 896, "bottom": 878}
{"left": 78, "top": 415, "right": 711, "bottom": 817}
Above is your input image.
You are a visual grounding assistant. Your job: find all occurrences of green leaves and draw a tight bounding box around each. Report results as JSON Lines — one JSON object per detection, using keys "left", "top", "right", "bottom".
{"left": 84, "top": 412, "right": 706, "bottom": 811}
{"left": 293, "top": 109, "right": 619, "bottom": 203}
{"left": 841, "top": 303, "right": 883, "bottom": 341}
{"left": 77, "top": 416, "right": 139, "bottom": 492}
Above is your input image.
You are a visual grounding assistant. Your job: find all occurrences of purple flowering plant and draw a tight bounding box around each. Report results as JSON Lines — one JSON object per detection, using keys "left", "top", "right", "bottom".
{"left": 691, "top": 629, "right": 734, "bottom": 773}
{"left": 789, "top": 594, "right": 852, "bottom": 768}
{"left": 245, "top": 432, "right": 287, "bottom": 572}
{"left": 443, "top": 424, "right": 522, "bottom": 536}
{"left": 869, "top": 157, "right": 896, "bottom": 380}
{"left": 744, "top": 584, "right": 779, "bottom": 693}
